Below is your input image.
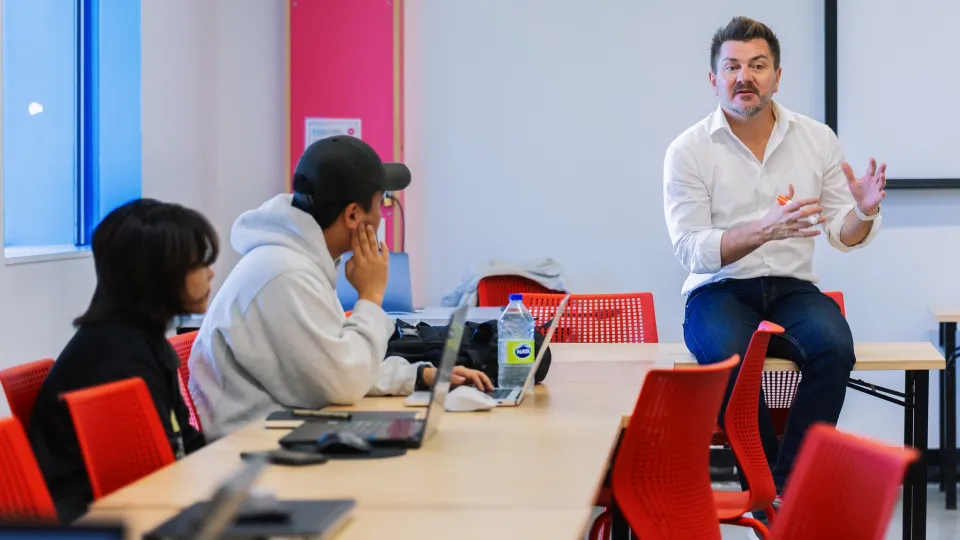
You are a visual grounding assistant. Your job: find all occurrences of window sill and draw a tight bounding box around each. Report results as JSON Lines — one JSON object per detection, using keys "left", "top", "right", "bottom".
{"left": 4, "top": 245, "right": 91, "bottom": 266}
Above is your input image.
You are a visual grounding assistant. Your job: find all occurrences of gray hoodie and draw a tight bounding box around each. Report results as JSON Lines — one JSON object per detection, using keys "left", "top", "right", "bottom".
{"left": 188, "top": 194, "right": 420, "bottom": 440}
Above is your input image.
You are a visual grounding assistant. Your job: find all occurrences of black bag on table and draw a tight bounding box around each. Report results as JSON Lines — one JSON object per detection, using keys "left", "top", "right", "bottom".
{"left": 385, "top": 320, "right": 552, "bottom": 386}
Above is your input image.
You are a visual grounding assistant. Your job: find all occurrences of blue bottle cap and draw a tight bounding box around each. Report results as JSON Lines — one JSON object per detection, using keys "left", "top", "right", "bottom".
{"left": 509, "top": 294, "right": 523, "bottom": 301}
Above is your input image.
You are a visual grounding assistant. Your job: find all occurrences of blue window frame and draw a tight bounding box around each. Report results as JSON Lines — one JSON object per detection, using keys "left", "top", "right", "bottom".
{"left": 2, "top": 0, "right": 141, "bottom": 251}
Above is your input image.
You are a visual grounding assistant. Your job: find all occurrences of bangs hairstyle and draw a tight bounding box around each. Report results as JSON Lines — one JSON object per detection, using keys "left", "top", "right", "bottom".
{"left": 75, "top": 198, "right": 219, "bottom": 330}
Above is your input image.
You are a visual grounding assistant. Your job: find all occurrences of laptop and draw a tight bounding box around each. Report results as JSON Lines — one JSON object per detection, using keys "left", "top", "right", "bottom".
{"left": 404, "top": 295, "right": 569, "bottom": 408}
{"left": 279, "top": 302, "right": 468, "bottom": 449}
{"left": 145, "top": 455, "right": 354, "bottom": 540}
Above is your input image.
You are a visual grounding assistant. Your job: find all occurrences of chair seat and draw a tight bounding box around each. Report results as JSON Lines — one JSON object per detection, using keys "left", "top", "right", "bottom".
{"left": 713, "top": 489, "right": 760, "bottom": 519}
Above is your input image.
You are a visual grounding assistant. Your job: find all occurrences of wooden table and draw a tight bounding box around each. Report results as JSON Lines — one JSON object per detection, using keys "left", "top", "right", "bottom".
{"left": 84, "top": 507, "right": 586, "bottom": 540}
{"left": 84, "top": 342, "right": 944, "bottom": 540}
{"left": 88, "top": 358, "right": 660, "bottom": 540}
{"left": 932, "top": 308, "right": 958, "bottom": 510}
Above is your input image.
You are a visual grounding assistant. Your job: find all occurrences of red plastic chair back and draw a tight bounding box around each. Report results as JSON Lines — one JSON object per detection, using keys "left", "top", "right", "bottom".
{"left": 768, "top": 424, "right": 918, "bottom": 540}
{"left": 0, "top": 417, "right": 57, "bottom": 521}
{"left": 762, "top": 291, "right": 845, "bottom": 437}
{"left": 0, "top": 359, "right": 55, "bottom": 429}
{"left": 476, "top": 275, "right": 560, "bottom": 307}
{"left": 168, "top": 331, "right": 197, "bottom": 383}
{"left": 167, "top": 332, "right": 201, "bottom": 431}
{"left": 62, "top": 378, "right": 175, "bottom": 500}
{"left": 725, "top": 322, "right": 784, "bottom": 513}
{"left": 611, "top": 355, "right": 739, "bottom": 540}
{"left": 523, "top": 293, "right": 659, "bottom": 343}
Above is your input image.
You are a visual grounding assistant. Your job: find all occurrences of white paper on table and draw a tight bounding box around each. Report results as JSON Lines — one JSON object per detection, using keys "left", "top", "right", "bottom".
{"left": 304, "top": 117, "right": 362, "bottom": 148}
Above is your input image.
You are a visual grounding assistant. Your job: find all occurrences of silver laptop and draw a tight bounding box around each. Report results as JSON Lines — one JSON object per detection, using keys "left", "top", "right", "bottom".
{"left": 280, "top": 302, "right": 468, "bottom": 448}
{"left": 405, "top": 295, "right": 569, "bottom": 408}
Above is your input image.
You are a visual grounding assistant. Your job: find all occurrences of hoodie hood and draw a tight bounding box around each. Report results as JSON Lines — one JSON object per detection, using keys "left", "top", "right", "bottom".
{"left": 230, "top": 194, "right": 338, "bottom": 285}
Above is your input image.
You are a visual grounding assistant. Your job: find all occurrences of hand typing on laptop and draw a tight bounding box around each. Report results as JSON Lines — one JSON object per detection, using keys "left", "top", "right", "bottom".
{"left": 422, "top": 365, "right": 493, "bottom": 391}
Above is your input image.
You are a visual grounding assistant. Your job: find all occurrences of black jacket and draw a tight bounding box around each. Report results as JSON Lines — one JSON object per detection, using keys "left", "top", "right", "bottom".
{"left": 27, "top": 318, "right": 205, "bottom": 523}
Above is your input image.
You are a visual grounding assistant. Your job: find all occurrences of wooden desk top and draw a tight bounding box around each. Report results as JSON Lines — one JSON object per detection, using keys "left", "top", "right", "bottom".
{"left": 548, "top": 342, "right": 945, "bottom": 372}
{"left": 84, "top": 341, "right": 943, "bottom": 538}
{"left": 89, "top": 360, "right": 655, "bottom": 540}
{"left": 932, "top": 308, "right": 960, "bottom": 323}
{"left": 84, "top": 506, "right": 588, "bottom": 540}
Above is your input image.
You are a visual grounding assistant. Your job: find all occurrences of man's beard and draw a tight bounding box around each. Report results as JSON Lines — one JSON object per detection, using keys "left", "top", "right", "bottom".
{"left": 727, "top": 87, "right": 773, "bottom": 118}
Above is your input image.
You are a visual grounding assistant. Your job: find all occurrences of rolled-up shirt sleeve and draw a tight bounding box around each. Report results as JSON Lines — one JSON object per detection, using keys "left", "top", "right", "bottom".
{"left": 819, "top": 129, "right": 882, "bottom": 252}
{"left": 663, "top": 142, "right": 724, "bottom": 274}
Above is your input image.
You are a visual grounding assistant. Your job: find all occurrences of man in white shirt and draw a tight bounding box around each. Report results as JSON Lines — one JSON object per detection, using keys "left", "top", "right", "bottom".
{"left": 189, "top": 136, "right": 491, "bottom": 439}
{"left": 663, "top": 17, "right": 886, "bottom": 497}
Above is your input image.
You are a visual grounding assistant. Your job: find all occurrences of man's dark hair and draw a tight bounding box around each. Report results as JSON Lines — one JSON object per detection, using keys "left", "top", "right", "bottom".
{"left": 710, "top": 16, "right": 781, "bottom": 73}
{"left": 291, "top": 172, "right": 379, "bottom": 229}
{"left": 75, "top": 198, "right": 219, "bottom": 331}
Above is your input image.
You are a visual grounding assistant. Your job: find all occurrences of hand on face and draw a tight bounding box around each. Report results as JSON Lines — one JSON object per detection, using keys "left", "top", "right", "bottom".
{"left": 344, "top": 223, "right": 389, "bottom": 306}
{"left": 842, "top": 158, "right": 886, "bottom": 215}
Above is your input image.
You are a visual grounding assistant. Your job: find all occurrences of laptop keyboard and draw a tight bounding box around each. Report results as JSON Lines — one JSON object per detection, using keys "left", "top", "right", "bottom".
{"left": 339, "top": 420, "right": 392, "bottom": 437}
{"left": 329, "top": 419, "right": 421, "bottom": 439}
{"left": 485, "top": 388, "right": 515, "bottom": 400}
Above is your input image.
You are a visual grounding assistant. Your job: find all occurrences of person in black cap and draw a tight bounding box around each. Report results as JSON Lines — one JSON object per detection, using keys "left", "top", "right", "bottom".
{"left": 187, "top": 136, "right": 491, "bottom": 439}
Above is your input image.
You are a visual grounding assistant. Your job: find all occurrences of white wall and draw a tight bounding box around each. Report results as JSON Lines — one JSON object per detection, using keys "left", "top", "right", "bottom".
{"left": 0, "top": 0, "right": 285, "bottom": 415}
{"left": 142, "top": 0, "right": 285, "bottom": 290}
{"left": 837, "top": 0, "right": 960, "bottom": 178}
{"left": 0, "top": 0, "right": 98, "bottom": 417}
{"left": 404, "top": 0, "right": 960, "bottom": 446}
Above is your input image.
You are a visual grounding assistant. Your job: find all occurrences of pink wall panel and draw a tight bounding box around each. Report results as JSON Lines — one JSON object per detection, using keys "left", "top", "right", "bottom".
{"left": 288, "top": 0, "right": 403, "bottom": 249}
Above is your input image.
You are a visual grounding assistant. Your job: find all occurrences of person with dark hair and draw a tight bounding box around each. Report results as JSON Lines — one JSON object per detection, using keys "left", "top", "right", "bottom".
{"left": 663, "top": 17, "right": 887, "bottom": 509}
{"left": 28, "top": 199, "right": 218, "bottom": 523}
{"left": 188, "top": 136, "right": 491, "bottom": 440}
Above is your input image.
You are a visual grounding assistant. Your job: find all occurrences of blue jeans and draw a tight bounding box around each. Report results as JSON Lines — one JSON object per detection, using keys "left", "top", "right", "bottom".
{"left": 683, "top": 276, "right": 855, "bottom": 491}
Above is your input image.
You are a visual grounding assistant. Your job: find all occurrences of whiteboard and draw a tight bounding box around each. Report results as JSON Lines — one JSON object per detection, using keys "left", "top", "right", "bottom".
{"left": 835, "top": 0, "right": 960, "bottom": 181}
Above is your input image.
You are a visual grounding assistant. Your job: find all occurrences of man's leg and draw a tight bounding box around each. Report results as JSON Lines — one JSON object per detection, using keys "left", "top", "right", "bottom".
{"left": 766, "top": 278, "right": 855, "bottom": 491}
{"left": 683, "top": 279, "right": 780, "bottom": 484}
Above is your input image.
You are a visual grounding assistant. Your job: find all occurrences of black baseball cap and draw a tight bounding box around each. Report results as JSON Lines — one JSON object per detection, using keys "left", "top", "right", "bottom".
{"left": 292, "top": 136, "right": 411, "bottom": 200}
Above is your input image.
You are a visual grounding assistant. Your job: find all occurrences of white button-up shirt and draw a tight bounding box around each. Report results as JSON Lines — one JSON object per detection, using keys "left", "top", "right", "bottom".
{"left": 663, "top": 102, "right": 881, "bottom": 296}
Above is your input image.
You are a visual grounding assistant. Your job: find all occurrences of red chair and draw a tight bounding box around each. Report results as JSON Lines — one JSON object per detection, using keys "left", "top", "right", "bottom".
{"left": 762, "top": 291, "right": 845, "bottom": 438}
{"left": 62, "top": 378, "right": 175, "bottom": 500}
{"left": 476, "top": 275, "right": 561, "bottom": 307}
{"left": 0, "top": 417, "right": 57, "bottom": 521}
{"left": 0, "top": 358, "right": 55, "bottom": 429}
{"left": 168, "top": 331, "right": 201, "bottom": 431}
{"left": 523, "top": 293, "right": 659, "bottom": 344}
{"left": 767, "top": 424, "right": 918, "bottom": 540}
{"left": 607, "top": 355, "right": 740, "bottom": 540}
{"left": 714, "top": 322, "right": 784, "bottom": 537}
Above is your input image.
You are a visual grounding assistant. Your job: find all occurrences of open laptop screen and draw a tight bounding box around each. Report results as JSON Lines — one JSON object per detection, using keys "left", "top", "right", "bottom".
{"left": 421, "top": 302, "right": 469, "bottom": 441}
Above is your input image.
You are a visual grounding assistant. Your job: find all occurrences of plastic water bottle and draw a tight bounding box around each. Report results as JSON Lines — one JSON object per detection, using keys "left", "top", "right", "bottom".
{"left": 498, "top": 294, "right": 536, "bottom": 388}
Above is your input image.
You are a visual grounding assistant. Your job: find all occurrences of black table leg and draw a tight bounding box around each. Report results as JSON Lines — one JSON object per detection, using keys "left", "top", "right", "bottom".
{"left": 912, "top": 370, "right": 930, "bottom": 540}
{"left": 939, "top": 368, "right": 946, "bottom": 493}
{"left": 903, "top": 370, "right": 916, "bottom": 540}
{"left": 610, "top": 499, "right": 630, "bottom": 540}
{"left": 942, "top": 322, "right": 957, "bottom": 510}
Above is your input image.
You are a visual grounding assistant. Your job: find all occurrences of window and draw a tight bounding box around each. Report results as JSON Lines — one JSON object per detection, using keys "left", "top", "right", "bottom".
{"left": 1, "top": 0, "right": 141, "bottom": 258}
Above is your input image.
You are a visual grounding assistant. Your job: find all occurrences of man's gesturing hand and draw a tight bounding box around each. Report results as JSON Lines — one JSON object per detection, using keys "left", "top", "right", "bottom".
{"left": 758, "top": 184, "right": 825, "bottom": 242}
{"left": 842, "top": 158, "right": 886, "bottom": 216}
